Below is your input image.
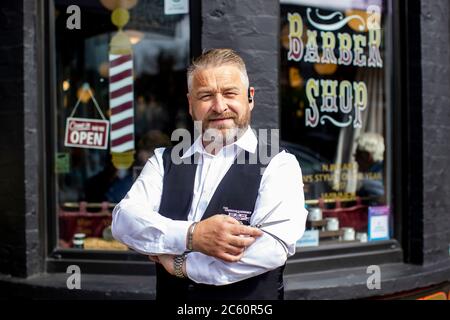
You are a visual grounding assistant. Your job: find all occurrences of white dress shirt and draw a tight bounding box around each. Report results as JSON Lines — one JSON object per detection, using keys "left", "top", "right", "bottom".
{"left": 112, "top": 126, "right": 308, "bottom": 285}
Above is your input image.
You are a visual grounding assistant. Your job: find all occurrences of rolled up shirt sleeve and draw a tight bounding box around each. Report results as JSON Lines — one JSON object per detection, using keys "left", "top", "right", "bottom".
{"left": 186, "top": 151, "right": 308, "bottom": 285}
{"left": 111, "top": 148, "right": 191, "bottom": 255}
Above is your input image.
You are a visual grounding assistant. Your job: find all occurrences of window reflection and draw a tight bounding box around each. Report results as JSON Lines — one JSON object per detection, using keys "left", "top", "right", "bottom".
{"left": 54, "top": 0, "right": 190, "bottom": 250}
{"left": 280, "top": 0, "right": 392, "bottom": 247}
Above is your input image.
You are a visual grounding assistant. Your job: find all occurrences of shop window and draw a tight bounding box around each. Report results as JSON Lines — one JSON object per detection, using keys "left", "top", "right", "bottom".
{"left": 280, "top": 0, "right": 394, "bottom": 248}
{"left": 51, "top": 0, "right": 193, "bottom": 251}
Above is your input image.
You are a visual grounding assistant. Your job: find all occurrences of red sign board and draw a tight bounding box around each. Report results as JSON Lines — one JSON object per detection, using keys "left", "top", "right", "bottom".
{"left": 64, "top": 117, "right": 110, "bottom": 150}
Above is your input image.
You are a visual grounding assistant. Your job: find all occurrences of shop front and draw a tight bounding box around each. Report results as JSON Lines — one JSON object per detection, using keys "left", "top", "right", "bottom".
{"left": 0, "top": 0, "right": 449, "bottom": 300}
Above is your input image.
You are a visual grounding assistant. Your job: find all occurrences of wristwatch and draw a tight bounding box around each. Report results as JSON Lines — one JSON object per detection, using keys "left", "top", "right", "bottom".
{"left": 173, "top": 254, "right": 186, "bottom": 279}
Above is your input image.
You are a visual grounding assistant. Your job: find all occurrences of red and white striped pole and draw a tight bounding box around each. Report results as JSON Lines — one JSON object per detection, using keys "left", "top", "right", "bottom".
{"left": 109, "top": 53, "right": 134, "bottom": 153}
{"left": 108, "top": 7, "right": 136, "bottom": 170}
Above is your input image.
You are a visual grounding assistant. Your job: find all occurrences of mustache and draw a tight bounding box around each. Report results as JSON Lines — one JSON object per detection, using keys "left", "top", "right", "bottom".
{"left": 207, "top": 111, "right": 238, "bottom": 121}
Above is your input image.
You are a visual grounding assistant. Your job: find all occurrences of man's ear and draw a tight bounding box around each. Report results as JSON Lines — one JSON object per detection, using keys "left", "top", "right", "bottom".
{"left": 187, "top": 93, "right": 193, "bottom": 117}
{"left": 249, "top": 86, "right": 255, "bottom": 111}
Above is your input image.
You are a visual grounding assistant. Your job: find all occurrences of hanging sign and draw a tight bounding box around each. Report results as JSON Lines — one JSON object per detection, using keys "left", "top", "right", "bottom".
{"left": 64, "top": 118, "right": 109, "bottom": 150}
{"left": 64, "top": 83, "right": 109, "bottom": 150}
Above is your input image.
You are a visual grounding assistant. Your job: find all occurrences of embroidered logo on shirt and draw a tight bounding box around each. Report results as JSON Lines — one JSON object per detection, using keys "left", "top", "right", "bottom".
{"left": 223, "top": 207, "right": 252, "bottom": 223}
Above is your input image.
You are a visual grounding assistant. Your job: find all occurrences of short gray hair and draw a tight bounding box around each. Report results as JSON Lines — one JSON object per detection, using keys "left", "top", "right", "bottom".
{"left": 187, "top": 48, "right": 249, "bottom": 92}
{"left": 356, "top": 132, "right": 385, "bottom": 162}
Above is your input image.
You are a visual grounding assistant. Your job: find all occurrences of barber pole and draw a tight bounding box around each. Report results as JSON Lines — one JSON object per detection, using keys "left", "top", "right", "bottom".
{"left": 106, "top": 4, "right": 138, "bottom": 170}
{"left": 109, "top": 53, "right": 134, "bottom": 153}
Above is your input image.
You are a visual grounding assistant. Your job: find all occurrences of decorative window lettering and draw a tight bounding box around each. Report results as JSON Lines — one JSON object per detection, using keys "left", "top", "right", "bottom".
{"left": 287, "top": 10, "right": 383, "bottom": 68}
{"left": 287, "top": 13, "right": 304, "bottom": 62}
{"left": 368, "top": 29, "right": 383, "bottom": 68}
{"left": 306, "top": 79, "right": 368, "bottom": 128}
{"left": 321, "top": 32, "right": 338, "bottom": 64}
{"left": 287, "top": 6, "right": 381, "bottom": 128}
{"left": 320, "top": 80, "right": 338, "bottom": 113}
{"left": 305, "top": 79, "right": 320, "bottom": 127}
{"left": 338, "top": 33, "right": 353, "bottom": 66}
{"left": 304, "top": 30, "right": 320, "bottom": 63}
{"left": 353, "top": 34, "right": 367, "bottom": 67}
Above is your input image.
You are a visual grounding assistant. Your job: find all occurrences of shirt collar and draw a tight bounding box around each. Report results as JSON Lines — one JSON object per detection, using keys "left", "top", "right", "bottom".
{"left": 181, "top": 126, "right": 257, "bottom": 159}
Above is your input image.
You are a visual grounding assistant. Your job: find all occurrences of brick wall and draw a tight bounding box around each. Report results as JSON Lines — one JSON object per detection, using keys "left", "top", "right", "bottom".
{"left": 0, "top": 0, "right": 41, "bottom": 277}
{"left": 421, "top": 0, "right": 450, "bottom": 264}
{"left": 201, "top": 0, "right": 279, "bottom": 130}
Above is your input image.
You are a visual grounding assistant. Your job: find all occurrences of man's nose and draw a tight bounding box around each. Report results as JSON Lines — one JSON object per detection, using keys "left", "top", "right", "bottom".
{"left": 211, "top": 93, "right": 227, "bottom": 113}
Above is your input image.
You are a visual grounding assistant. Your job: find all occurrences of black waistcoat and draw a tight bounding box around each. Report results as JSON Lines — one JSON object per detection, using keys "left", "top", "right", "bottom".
{"left": 156, "top": 144, "right": 285, "bottom": 301}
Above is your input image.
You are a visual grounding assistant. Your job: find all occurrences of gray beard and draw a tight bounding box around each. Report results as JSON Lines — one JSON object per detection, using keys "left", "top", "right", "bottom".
{"left": 202, "top": 126, "right": 249, "bottom": 154}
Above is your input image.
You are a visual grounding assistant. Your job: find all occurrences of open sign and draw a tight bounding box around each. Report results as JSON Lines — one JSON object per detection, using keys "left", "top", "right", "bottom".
{"left": 64, "top": 117, "right": 110, "bottom": 150}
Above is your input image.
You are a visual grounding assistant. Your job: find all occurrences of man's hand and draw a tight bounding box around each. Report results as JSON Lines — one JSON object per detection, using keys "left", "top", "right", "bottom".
{"left": 149, "top": 254, "right": 175, "bottom": 274}
{"left": 192, "top": 214, "right": 263, "bottom": 262}
{"left": 148, "top": 255, "right": 160, "bottom": 263}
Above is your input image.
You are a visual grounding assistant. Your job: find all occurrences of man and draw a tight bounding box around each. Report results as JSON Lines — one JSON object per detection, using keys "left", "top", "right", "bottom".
{"left": 112, "top": 49, "right": 307, "bottom": 300}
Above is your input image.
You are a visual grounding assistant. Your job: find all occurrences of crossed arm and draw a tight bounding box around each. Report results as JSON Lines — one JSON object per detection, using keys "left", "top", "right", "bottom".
{"left": 148, "top": 214, "right": 264, "bottom": 277}
{"left": 111, "top": 148, "right": 307, "bottom": 285}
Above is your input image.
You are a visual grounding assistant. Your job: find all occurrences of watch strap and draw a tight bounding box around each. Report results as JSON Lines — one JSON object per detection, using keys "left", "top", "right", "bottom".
{"left": 173, "top": 254, "right": 186, "bottom": 278}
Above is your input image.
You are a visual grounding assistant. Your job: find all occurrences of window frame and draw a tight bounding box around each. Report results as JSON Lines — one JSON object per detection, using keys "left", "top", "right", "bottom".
{"left": 39, "top": 0, "right": 420, "bottom": 276}
{"left": 42, "top": 0, "right": 203, "bottom": 275}
{"left": 277, "top": 0, "right": 408, "bottom": 272}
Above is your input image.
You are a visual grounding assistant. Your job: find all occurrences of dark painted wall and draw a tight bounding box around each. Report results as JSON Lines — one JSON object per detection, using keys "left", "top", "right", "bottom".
{"left": 201, "top": 0, "right": 280, "bottom": 130}
{"left": 0, "top": 1, "right": 27, "bottom": 277}
{"left": 0, "top": 0, "right": 42, "bottom": 277}
{"left": 421, "top": 0, "right": 450, "bottom": 264}
{"left": 0, "top": 0, "right": 448, "bottom": 284}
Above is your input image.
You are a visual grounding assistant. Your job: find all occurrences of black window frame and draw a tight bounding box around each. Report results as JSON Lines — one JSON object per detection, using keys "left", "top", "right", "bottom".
{"left": 39, "top": 0, "right": 423, "bottom": 276}
{"left": 41, "top": 0, "right": 203, "bottom": 275}
{"left": 277, "top": 0, "right": 415, "bottom": 274}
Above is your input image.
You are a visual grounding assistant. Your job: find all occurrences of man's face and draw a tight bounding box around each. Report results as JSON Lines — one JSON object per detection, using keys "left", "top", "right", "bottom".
{"left": 187, "top": 65, "right": 254, "bottom": 139}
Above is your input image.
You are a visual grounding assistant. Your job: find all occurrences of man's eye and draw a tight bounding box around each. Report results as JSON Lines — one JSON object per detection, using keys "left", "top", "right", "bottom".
{"left": 224, "top": 92, "right": 237, "bottom": 97}
{"left": 200, "top": 94, "right": 211, "bottom": 100}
